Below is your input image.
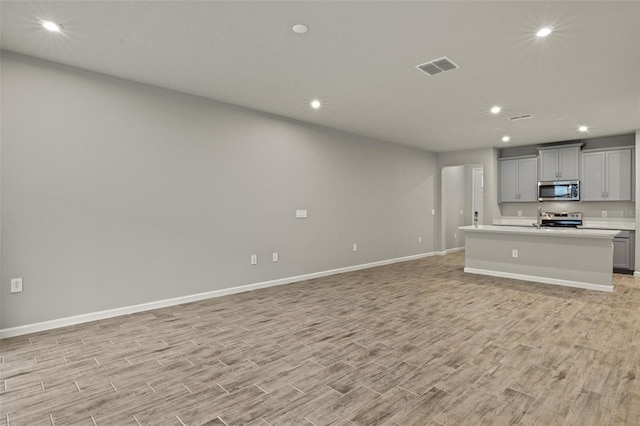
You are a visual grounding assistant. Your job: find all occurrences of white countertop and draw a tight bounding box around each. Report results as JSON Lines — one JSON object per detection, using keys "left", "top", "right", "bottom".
{"left": 492, "top": 216, "right": 635, "bottom": 230}
{"left": 460, "top": 225, "right": 621, "bottom": 239}
{"left": 581, "top": 219, "right": 635, "bottom": 231}
{"left": 492, "top": 217, "right": 538, "bottom": 226}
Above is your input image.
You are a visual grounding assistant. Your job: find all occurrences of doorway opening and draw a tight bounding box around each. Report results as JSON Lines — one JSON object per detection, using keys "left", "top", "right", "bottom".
{"left": 441, "top": 164, "right": 483, "bottom": 251}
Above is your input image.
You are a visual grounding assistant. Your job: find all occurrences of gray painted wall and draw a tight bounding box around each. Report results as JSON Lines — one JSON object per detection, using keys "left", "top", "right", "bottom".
{"left": 1, "top": 52, "right": 437, "bottom": 329}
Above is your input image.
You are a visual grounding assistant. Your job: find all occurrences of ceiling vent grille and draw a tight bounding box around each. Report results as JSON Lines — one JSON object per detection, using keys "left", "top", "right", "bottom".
{"left": 509, "top": 114, "right": 534, "bottom": 121}
{"left": 415, "top": 56, "right": 459, "bottom": 76}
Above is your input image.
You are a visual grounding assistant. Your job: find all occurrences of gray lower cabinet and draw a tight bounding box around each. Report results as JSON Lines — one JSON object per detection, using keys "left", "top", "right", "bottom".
{"left": 613, "top": 230, "right": 635, "bottom": 271}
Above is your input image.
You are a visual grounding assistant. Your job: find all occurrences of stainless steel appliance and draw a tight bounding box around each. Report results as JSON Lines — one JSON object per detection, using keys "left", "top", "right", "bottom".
{"left": 538, "top": 180, "right": 580, "bottom": 201}
{"left": 540, "top": 211, "right": 583, "bottom": 228}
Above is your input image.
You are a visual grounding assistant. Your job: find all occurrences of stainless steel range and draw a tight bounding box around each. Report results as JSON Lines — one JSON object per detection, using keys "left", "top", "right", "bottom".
{"left": 541, "top": 212, "right": 583, "bottom": 228}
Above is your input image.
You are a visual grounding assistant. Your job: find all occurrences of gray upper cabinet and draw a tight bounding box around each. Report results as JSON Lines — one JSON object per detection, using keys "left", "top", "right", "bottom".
{"left": 499, "top": 156, "right": 538, "bottom": 202}
{"left": 581, "top": 148, "right": 632, "bottom": 201}
{"left": 538, "top": 145, "right": 580, "bottom": 181}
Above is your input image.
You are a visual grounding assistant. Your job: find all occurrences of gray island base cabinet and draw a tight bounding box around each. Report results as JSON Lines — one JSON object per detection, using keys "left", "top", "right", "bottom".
{"left": 459, "top": 225, "right": 620, "bottom": 292}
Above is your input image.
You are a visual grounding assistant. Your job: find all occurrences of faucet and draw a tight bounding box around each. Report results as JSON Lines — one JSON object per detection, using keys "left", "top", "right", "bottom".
{"left": 533, "top": 206, "right": 542, "bottom": 229}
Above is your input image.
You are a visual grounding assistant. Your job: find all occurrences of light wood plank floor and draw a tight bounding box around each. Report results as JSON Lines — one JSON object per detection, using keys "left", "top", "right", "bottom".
{"left": 2, "top": 251, "right": 640, "bottom": 425}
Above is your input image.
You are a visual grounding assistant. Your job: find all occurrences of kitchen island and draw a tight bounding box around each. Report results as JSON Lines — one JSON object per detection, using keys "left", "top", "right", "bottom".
{"left": 459, "top": 225, "right": 620, "bottom": 292}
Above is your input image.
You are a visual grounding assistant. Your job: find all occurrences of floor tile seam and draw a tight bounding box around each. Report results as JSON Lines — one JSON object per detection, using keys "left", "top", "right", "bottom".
{"left": 471, "top": 386, "right": 534, "bottom": 424}
{"left": 426, "top": 385, "right": 468, "bottom": 425}
{"left": 302, "top": 415, "right": 319, "bottom": 426}
{"left": 395, "top": 379, "right": 429, "bottom": 397}
{"left": 468, "top": 380, "right": 522, "bottom": 400}
{"left": 432, "top": 387, "right": 500, "bottom": 425}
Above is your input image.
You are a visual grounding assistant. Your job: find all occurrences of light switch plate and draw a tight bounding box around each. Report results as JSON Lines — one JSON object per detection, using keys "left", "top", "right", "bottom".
{"left": 11, "top": 278, "right": 23, "bottom": 293}
{"left": 296, "top": 209, "right": 308, "bottom": 219}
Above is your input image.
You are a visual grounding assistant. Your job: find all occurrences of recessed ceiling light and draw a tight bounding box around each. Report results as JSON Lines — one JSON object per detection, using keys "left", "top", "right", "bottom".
{"left": 292, "top": 24, "right": 308, "bottom": 34}
{"left": 578, "top": 125, "right": 588, "bottom": 132}
{"left": 536, "top": 27, "right": 553, "bottom": 37}
{"left": 490, "top": 106, "right": 501, "bottom": 114}
{"left": 41, "top": 20, "right": 63, "bottom": 32}
{"left": 310, "top": 99, "right": 321, "bottom": 109}
{"left": 502, "top": 136, "right": 511, "bottom": 143}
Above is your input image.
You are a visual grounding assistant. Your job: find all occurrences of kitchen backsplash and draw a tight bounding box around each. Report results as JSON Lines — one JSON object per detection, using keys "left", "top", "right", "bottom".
{"left": 500, "top": 201, "right": 635, "bottom": 218}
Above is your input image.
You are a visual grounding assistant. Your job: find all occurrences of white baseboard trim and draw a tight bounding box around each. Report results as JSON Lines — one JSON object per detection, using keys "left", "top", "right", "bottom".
{"left": 436, "top": 247, "right": 465, "bottom": 256}
{"left": 464, "top": 267, "right": 613, "bottom": 293}
{"left": 1, "top": 251, "right": 437, "bottom": 339}
{"left": 634, "top": 271, "right": 640, "bottom": 278}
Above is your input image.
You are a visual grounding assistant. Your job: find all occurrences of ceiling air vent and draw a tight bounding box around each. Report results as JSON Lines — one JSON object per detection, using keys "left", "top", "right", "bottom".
{"left": 509, "top": 114, "right": 534, "bottom": 121}
{"left": 415, "top": 56, "right": 459, "bottom": 76}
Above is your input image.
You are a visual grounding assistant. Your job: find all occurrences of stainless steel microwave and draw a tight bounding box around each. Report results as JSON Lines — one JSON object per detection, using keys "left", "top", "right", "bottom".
{"left": 538, "top": 180, "right": 580, "bottom": 201}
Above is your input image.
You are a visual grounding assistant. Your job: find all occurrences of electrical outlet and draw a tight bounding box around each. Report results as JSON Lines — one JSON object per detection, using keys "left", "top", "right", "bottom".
{"left": 11, "top": 278, "right": 23, "bottom": 293}
{"left": 431, "top": 209, "right": 435, "bottom": 216}
{"left": 602, "top": 210, "right": 608, "bottom": 218}
{"left": 512, "top": 249, "right": 518, "bottom": 258}
{"left": 250, "top": 255, "right": 258, "bottom": 265}
{"left": 418, "top": 236, "right": 422, "bottom": 243}
{"left": 460, "top": 209, "right": 464, "bottom": 215}
{"left": 352, "top": 243, "right": 358, "bottom": 252}
{"left": 453, "top": 233, "right": 457, "bottom": 239}
{"left": 517, "top": 210, "right": 522, "bottom": 217}
{"left": 272, "top": 252, "right": 278, "bottom": 262}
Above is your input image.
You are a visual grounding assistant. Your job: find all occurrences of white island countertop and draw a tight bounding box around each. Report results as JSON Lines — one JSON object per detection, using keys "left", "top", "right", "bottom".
{"left": 580, "top": 219, "right": 635, "bottom": 231}
{"left": 460, "top": 225, "right": 620, "bottom": 239}
{"left": 492, "top": 217, "right": 635, "bottom": 230}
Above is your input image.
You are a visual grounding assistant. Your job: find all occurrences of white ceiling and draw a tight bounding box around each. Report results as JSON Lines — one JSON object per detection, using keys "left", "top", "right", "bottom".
{"left": 2, "top": 1, "right": 639, "bottom": 152}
